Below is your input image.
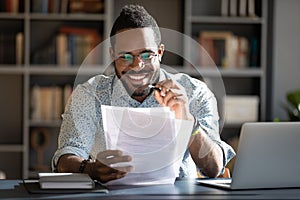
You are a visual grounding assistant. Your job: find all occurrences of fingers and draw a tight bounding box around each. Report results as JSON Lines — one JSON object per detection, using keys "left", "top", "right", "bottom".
{"left": 99, "top": 171, "right": 128, "bottom": 183}
{"left": 96, "top": 149, "right": 122, "bottom": 160}
{"left": 93, "top": 160, "right": 130, "bottom": 183}
{"left": 93, "top": 150, "right": 134, "bottom": 183}
{"left": 153, "top": 79, "right": 193, "bottom": 120}
{"left": 96, "top": 150, "right": 132, "bottom": 166}
{"left": 154, "top": 80, "right": 184, "bottom": 107}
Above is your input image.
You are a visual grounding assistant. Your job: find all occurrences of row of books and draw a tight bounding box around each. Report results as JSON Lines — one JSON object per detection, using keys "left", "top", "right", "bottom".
{"left": 198, "top": 31, "right": 259, "bottom": 68}
{"left": 221, "top": 0, "right": 257, "bottom": 17}
{"left": 32, "top": 26, "right": 101, "bottom": 66}
{"left": 0, "top": 0, "right": 23, "bottom": 13}
{"left": 31, "top": 0, "right": 104, "bottom": 14}
{"left": 0, "top": 32, "right": 23, "bottom": 65}
{"left": 30, "top": 84, "right": 72, "bottom": 121}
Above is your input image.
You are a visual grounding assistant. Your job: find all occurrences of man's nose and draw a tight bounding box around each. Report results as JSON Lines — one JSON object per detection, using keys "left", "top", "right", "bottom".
{"left": 130, "top": 56, "right": 145, "bottom": 71}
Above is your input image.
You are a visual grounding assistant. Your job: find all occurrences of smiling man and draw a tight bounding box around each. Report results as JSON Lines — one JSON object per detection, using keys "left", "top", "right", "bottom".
{"left": 111, "top": 27, "right": 162, "bottom": 101}
{"left": 52, "top": 5, "right": 235, "bottom": 184}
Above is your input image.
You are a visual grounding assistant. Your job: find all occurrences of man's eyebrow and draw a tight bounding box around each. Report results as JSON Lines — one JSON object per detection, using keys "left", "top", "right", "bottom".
{"left": 117, "top": 51, "right": 131, "bottom": 55}
{"left": 117, "top": 49, "right": 155, "bottom": 55}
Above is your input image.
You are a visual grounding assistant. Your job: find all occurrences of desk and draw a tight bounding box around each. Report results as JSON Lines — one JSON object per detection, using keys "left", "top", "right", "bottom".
{"left": 1, "top": 179, "right": 300, "bottom": 199}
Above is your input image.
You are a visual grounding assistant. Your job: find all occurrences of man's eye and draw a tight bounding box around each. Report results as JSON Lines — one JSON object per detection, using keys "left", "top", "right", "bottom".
{"left": 123, "top": 54, "right": 133, "bottom": 60}
{"left": 141, "top": 53, "right": 151, "bottom": 60}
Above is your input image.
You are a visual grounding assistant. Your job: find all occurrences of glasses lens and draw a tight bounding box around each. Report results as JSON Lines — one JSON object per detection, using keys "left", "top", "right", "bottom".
{"left": 140, "top": 52, "right": 152, "bottom": 62}
{"left": 122, "top": 54, "right": 134, "bottom": 64}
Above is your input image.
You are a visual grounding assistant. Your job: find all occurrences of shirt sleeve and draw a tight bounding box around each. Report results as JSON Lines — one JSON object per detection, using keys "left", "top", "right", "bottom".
{"left": 179, "top": 74, "right": 236, "bottom": 173}
{"left": 51, "top": 83, "right": 100, "bottom": 171}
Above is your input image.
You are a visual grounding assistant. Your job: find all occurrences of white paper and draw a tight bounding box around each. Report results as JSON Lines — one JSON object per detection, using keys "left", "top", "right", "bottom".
{"left": 101, "top": 105, "right": 193, "bottom": 185}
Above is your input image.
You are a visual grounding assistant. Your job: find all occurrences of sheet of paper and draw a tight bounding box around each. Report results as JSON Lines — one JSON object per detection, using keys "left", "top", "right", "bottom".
{"left": 101, "top": 105, "right": 193, "bottom": 185}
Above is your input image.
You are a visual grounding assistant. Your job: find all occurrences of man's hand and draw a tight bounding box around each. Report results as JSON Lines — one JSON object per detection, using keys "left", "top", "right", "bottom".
{"left": 153, "top": 79, "right": 193, "bottom": 121}
{"left": 57, "top": 150, "right": 133, "bottom": 183}
{"left": 91, "top": 150, "right": 134, "bottom": 183}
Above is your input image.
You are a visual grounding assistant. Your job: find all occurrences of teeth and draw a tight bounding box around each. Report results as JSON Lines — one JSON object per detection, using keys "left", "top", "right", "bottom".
{"left": 128, "top": 74, "right": 146, "bottom": 80}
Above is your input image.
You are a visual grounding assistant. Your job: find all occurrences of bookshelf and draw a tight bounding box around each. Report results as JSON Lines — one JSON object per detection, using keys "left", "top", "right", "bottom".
{"left": 0, "top": 0, "right": 269, "bottom": 179}
{"left": 0, "top": 0, "right": 111, "bottom": 179}
{"left": 184, "top": 0, "right": 268, "bottom": 140}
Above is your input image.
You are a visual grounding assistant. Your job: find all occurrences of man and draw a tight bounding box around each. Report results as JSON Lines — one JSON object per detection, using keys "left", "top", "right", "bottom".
{"left": 52, "top": 5, "right": 235, "bottom": 183}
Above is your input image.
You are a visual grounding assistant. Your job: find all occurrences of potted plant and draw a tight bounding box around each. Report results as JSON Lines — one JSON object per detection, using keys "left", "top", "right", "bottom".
{"left": 282, "top": 90, "right": 300, "bottom": 121}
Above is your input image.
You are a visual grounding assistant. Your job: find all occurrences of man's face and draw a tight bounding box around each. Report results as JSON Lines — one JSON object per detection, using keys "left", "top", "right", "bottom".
{"left": 111, "top": 28, "right": 164, "bottom": 98}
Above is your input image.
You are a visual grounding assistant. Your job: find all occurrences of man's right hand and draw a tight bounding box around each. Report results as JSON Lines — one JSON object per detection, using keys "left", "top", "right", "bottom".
{"left": 57, "top": 150, "right": 133, "bottom": 183}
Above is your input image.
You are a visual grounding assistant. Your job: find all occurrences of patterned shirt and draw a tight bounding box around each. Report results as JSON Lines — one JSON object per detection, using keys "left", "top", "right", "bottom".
{"left": 52, "top": 69, "right": 235, "bottom": 178}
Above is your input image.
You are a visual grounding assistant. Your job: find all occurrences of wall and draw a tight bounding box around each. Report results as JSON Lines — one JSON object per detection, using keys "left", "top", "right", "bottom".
{"left": 272, "top": 0, "right": 300, "bottom": 120}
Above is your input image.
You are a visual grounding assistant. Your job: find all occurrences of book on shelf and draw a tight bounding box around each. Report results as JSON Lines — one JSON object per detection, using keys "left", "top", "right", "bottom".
{"left": 30, "top": 85, "right": 72, "bottom": 121}
{"left": 220, "top": 0, "right": 258, "bottom": 18}
{"left": 0, "top": 0, "right": 21, "bottom": 13}
{"left": 229, "top": 0, "right": 237, "bottom": 16}
{"left": 69, "top": 0, "right": 104, "bottom": 14}
{"left": 32, "top": 25, "right": 101, "bottom": 66}
{"left": 31, "top": 0, "right": 48, "bottom": 13}
{"left": 31, "top": 38, "right": 56, "bottom": 65}
{"left": 198, "top": 31, "right": 250, "bottom": 69}
{"left": 198, "top": 31, "right": 233, "bottom": 68}
{"left": 56, "top": 33, "right": 69, "bottom": 66}
{"left": 16, "top": 32, "right": 24, "bottom": 65}
{"left": 248, "top": 0, "right": 257, "bottom": 17}
{"left": 57, "top": 26, "right": 101, "bottom": 66}
{"left": 221, "top": 0, "right": 229, "bottom": 16}
{"left": 30, "top": 0, "right": 104, "bottom": 14}
{"left": 249, "top": 36, "right": 259, "bottom": 67}
{"left": 0, "top": 32, "right": 20, "bottom": 65}
{"left": 63, "top": 84, "right": 73, "bottom": 106}
{"left": 239, "top": 0, "right": 247, "bottom": 17}
{"left": 38, "top": 173, "right": 96, "bottom": 189}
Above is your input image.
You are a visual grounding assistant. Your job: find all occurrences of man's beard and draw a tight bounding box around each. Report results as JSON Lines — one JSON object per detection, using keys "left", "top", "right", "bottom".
{"left": 115, "top": 65, "right": 160, "bottom": 98}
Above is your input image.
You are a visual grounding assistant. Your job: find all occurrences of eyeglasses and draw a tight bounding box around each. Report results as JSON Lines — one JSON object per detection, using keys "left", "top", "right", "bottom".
{"left": 116, "top": 52, "right": 158, "bottom": 66}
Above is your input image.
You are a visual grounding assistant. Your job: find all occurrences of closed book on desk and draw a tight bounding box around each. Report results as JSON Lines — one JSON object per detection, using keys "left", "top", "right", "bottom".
{"left": 38, "top": 173, "right": 95, "bottom": 189}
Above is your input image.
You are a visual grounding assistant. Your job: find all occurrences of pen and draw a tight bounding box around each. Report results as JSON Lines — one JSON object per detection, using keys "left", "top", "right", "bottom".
{"left": 148, "top": 84, "right": 161, "bottom": 91}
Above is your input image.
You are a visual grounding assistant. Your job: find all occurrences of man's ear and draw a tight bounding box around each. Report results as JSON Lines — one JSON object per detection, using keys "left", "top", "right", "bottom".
{"left": 109, "top": 47, "right": 114, "bottom": 60}
{"left": 158, "top": 44, "right": 165, "bottom": 62}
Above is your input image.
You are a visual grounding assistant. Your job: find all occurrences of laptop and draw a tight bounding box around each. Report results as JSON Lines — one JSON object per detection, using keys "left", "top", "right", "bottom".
{"left": 197, "top": 122, "right": 300, "bottom": 190}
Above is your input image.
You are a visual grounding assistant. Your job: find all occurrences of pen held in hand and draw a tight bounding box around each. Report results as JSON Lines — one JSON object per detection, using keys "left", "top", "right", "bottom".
{"left": 148, "top": 84, "right": 161, "bottom": 92}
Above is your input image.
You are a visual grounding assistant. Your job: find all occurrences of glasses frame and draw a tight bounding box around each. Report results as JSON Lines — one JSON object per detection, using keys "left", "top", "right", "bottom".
{"left": 115, "top": 51, "right": 158, "bottom": 66}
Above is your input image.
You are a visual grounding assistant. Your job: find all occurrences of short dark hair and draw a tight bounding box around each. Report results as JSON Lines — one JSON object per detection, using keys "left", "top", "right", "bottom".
{"left": 110, "top": 5, "right": 161, "bottom": 47}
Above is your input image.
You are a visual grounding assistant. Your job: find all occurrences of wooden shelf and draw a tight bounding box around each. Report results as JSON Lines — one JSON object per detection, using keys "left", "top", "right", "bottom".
{"left": 29, "top": 13, "right": 106, "bottom": 21}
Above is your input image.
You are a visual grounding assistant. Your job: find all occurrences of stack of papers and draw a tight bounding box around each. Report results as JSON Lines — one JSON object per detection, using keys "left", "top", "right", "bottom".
{"left": 101, "top": 105, "right": 193, "bottom": 185}
{"left": 38, "top": 173, "right": 95, "bottom": 189}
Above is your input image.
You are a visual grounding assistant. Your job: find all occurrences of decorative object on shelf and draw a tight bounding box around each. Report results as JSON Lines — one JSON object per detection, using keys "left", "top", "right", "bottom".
{"left": 223, "top": 95, "right": 259, "bottom": 124}
{"left": 0, "top": 170, "right": 6, "bottom": 179}
{"left": 30, "top": 127, "right": 50, "bottom": 171}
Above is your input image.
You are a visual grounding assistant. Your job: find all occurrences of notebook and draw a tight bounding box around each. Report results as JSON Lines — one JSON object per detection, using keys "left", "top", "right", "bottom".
{"left": 197, "top": 122, "right": 300, "bottom": 190}
{"left": 38, "top": 173, "right": 96, "bottom": 189}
